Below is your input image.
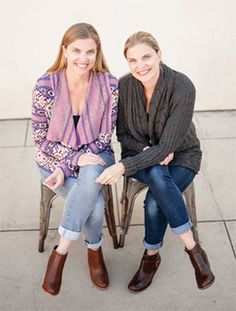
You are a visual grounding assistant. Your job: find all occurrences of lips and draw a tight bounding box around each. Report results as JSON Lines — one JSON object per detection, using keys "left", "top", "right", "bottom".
{"left": 137, "top": 69, "right": 150, "bottom": 76}
{"left": 75, "top": 63, "right": 89, "bottom": 69}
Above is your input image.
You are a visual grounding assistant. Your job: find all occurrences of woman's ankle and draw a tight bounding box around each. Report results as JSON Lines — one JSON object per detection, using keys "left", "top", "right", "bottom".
{"left": 185, "top": 241, "right": 197, "bottom": 251}
{"left": 146, "top": 249, "right": 159, "bottom": 256}
{"left": 56, "top": 236, "right": 73, "bottom": 255}
{"left": 179, "top": 230, "right": 196, "bottom": 251}
{"left": 56, "top": 245, "right": 68, "bottom": 255}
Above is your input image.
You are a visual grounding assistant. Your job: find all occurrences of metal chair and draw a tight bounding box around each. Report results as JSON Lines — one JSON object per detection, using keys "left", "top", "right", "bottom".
{"left": 38, "top": 182, "right": 119, "bottom": 252}
{"left": 119, "top": 177, "right": 199, "bottom": 247}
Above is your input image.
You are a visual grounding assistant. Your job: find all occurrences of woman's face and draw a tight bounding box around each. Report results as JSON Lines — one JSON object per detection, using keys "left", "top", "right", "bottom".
{"left": 126, "top": 43, "right": 161, "bottom": 85}
{"left": 63, "top": 38, "right": 97, "bottom": 77}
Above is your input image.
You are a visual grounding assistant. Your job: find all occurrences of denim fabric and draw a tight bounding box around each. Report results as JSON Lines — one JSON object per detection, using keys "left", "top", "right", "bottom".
{"left": 132, "top": 165, "right": 196, "bottom": 250}
{"left": 38, "top": 152, "right": 115, "bottom": 249}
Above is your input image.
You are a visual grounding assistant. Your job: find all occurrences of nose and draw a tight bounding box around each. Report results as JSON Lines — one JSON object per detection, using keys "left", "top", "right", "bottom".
{"left": 77, "top": 53, "right": 89, "bottom": 62}
{"left": 136, "top": 60, "right": 145, "bottom": 69}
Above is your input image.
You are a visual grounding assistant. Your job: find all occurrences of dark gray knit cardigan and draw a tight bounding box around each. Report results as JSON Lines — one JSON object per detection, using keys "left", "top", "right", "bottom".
{"left": 117, "top": 64, "right": 202, "bottom": 177}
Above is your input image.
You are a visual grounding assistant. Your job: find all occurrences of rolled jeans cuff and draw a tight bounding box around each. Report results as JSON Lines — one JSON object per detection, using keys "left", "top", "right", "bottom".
{"left": 171, "top": 220, "right": 192, "bottom": 235}
{"left": 58, "top": 225, "right": 80, "bottom": 240}
{"left": 143, "top": 239, "right": 163, "bottom": 250}
{"left": 84, "top": 234, "right": 105, "bottom": 250}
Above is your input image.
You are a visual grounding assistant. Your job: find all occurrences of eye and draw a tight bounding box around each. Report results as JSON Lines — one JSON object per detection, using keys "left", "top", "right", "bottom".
{"left": 87, "top": 50, "right": 96, "bottom": 55}
{"left": 143, "top": 54, "right": 151, "bottom": 60}
{"left": 128, "top": 59, "right": 136, "bottom": 64}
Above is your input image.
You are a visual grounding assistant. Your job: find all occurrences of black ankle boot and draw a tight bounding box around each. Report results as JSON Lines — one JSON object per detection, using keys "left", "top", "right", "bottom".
{"left": 185, "top": 243, "right": 215, "bottom": 290}
{"left": 128, "top": 251, "right": 161, "bottom": 292}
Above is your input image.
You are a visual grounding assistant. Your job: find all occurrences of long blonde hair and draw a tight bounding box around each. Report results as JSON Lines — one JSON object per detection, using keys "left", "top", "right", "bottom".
{"left": 123, "top": 31, "right": 160, "bottom": 58}
{"left": 48, "top": 23, "right": 109, "bottom": 73}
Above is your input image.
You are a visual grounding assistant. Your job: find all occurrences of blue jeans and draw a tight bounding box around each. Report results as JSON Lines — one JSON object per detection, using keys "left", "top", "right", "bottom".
{"left": 132, "top": 165, "right": 196, "bottom": 250}
{"left": 38, "top": 152, "right": 115, "bottom": 250}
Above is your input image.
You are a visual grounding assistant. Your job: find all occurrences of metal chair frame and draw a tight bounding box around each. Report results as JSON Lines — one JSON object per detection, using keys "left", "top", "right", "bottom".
{"left": 38, "top": 182, "right": 119, "bottom": 252}
{"left": 119, "top": 177, "right": 199, "bottom": 247}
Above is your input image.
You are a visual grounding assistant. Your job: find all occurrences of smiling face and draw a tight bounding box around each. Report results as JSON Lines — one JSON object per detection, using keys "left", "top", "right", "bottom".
{"left": 63, "top": 38, "right": 97, "bottom": 77}
{"left": 126, "top": 43, "right": 161, "bottom": 86}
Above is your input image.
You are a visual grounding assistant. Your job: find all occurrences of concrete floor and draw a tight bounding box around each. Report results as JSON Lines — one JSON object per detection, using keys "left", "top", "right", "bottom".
{"left": 0, "top": 111, "right": 236, "bottom": 311}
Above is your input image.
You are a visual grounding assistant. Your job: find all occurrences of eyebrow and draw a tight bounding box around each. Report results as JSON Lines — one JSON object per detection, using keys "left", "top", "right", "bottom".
{"left": 142, "top": 53, "right": 151, "bottom": 57}
{"left": 72, "top": 48, "right": 96, "bottom": 52}
{"left": 127, "top": 57, "right": 136, "bottom": 61}
{"left": 127, "top": 53, "right": 151, "bottom": 61}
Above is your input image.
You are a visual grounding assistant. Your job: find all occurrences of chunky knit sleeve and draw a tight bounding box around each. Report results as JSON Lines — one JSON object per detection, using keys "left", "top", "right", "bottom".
{"left": 121, "top": 76, "right": 196, "bottom": 176}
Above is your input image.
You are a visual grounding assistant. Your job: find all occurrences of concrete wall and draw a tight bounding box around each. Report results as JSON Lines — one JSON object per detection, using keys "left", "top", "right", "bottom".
{"left": 0, "top": 0, "right": 235, "bottom": 119}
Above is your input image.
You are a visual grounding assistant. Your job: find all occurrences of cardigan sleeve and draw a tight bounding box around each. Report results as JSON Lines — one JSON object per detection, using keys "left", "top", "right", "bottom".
{"left": 121, "top": 78, "right": 196, "bottom": 176}
{"left": 32, "top": 86, "right": 85, "bottom": 178}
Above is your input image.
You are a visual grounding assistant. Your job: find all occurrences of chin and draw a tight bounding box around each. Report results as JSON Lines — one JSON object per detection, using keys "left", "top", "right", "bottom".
{"left": 74, "top": 68, "right": 91, "bottom": 76}
{"left": 136, "top": 75, "right": 151, "bottom": 83}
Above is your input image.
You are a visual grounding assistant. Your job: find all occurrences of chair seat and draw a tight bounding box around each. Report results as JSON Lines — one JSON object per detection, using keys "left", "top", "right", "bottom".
{"left": 119, "top": 177, "right": 199, "bottom": 247}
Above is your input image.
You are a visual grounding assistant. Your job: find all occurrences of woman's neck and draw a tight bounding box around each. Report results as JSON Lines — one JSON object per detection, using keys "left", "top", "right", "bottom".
{"left": 65, "top": 68, "right": 90, "bottom": 88}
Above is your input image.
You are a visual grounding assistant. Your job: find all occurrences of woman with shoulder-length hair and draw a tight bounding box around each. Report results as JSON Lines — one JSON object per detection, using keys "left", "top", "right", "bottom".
{"left": 32, "top": 23, "right": 118, "bottom": 295}
{"left": 97, "top": 31, "right": 215, "bottom": 292}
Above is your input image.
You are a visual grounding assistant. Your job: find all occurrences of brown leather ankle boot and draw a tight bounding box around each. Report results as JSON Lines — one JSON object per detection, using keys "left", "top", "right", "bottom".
{"left": 128, "top": 251, "right": 161, "bottom": 292}
{"left": 87, "top": 247, "right": 109, "bottom": 289}
{"left": 185, "top": 243, "right": 215, "bottom": 290}
{"left": 42, "top": 246, "right": 68, "bottom": 295}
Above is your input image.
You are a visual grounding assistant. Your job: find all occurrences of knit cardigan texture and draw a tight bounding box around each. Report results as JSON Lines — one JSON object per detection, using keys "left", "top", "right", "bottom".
{"left": 117, "top": 64, "right": 202, "bottom": 176}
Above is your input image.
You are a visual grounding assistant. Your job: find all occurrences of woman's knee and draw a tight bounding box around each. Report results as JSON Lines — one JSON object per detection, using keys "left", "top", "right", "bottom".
{"left": 78, "top": 164, "right": 104, "bottom": 183}
{"left": 148, "top": 165, "right": 171, "bottom": 190}
{"left": 77, "top": 153, "right": 114, "bottom": 184}
{"left": 98, "top": 152, "right": 115, "bottom": 167}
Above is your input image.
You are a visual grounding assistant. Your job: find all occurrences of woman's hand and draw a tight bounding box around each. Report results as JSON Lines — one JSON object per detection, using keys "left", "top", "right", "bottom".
{"left": 96, "top": 163, "right": 125, "bottom": 185}
{"left": 43, "top": 168, "right": 64, "bottom": 191}
{"left": 78, "top": 153, "right": 106, "bottom": 166}
{"left": 159, "top": 153, "right": 174, "bottom": 165}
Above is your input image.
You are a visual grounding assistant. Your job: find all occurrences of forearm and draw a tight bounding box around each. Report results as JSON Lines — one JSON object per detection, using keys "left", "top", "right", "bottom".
{"left": 121, "top": 142, "right": 170, "bottom": 176}
{"left": 121, "top": 96, "right": 195, "bottom": 176}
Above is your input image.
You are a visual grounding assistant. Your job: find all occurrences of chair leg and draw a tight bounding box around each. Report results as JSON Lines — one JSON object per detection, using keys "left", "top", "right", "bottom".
{"left": 183, "top": 183, "right": 199, "bottom": 243}
{"left": 119, "top": 178, "right": 146, "bottom": 247}
{"left": 102, "top": 185, "right": 119, "bottom": 249}
{"left": 38, "top": 182, "right": 57, "bottom": 252}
